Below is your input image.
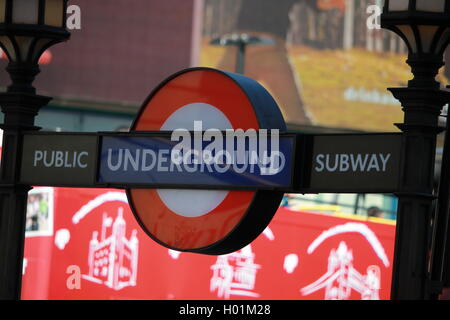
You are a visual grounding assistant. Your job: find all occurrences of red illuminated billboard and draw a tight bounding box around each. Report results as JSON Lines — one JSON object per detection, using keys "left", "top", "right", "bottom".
{"left": 22, "top": 187, "right": 395, "bottom": 300}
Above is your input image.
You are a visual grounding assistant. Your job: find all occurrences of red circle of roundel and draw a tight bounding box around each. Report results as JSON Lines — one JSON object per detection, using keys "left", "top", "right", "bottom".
{"left": 126, "top": 68, "right": 286, "bottom": 254}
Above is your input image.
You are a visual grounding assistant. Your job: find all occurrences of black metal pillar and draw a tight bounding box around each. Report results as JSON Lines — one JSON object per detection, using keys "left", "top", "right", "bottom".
{"left": 389, "top": 56, "right": 449, "bottom": 299}
{"left": 0, "top": 62, "right": 50, "bottom": 300}
{"left": 429, "top": 97, "right": 450, "bottom": 300}
{"left": 236, "top": 41, "right": 246, "bottom": 74}
{"left": 437, "top": 106, "right": 450, "bottom": 296}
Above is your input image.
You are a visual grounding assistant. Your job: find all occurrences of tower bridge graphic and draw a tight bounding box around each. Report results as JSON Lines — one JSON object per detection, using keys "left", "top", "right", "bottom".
{"left": 300, "top": 223, "right": 389, "bottom": 300}
{"left": 301, "top": 241, "right": 381, "bottom": 300}
{"left": 82, "top": 207, "right": 139, "bottom": 291}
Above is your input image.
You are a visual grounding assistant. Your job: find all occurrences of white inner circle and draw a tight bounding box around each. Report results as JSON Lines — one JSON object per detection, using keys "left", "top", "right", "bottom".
{"left": 157, "top": 103, "right": 232, "bottom": 218}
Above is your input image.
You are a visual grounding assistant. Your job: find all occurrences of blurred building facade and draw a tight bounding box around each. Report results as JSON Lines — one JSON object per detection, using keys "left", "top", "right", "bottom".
{"left": 0, "top": 0, "right": 203, "bottom": 132}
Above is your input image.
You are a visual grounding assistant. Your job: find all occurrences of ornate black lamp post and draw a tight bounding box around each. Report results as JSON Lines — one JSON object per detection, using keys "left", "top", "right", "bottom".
{"left": 381, "top": 0, "right": 450, "bottom": 299}
{"left": 0, "top": 0, "right": 70, "bottom": 300}
{"left": 210, "top": 33, "right": 275, "bottom": 74}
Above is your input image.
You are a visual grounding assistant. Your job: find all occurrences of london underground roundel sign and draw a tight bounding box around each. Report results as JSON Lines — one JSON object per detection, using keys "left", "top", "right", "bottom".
{"left": 126, "top": 67, "right": 286, "bottom": 255}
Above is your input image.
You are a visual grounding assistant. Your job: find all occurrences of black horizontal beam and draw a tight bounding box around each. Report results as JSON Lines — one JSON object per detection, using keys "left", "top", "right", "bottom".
{"left": 19, "top": 131, "right": 403, "bottom": 194}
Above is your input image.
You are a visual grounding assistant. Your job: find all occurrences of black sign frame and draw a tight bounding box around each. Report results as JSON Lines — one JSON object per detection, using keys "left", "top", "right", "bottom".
{"left": 20, "top": 132, "right": 100, "bottom": 188}
{"left": 20, "top": 131, "right": 404, "bottom": 194}
{"left": 298, "top": 132, "right": 404, "bottom": 194}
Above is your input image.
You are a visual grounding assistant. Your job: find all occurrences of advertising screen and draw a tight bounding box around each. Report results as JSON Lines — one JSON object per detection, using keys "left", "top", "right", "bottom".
{"left": 22, "top": 188, "right": 396, "bottom": 300}
{"left": 200, "top": 0, "right": 449, "bottom": 132}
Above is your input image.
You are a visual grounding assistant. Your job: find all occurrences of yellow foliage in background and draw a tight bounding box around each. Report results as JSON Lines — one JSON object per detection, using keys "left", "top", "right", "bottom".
{"left": 200, "top": 41, "right": 449, "bottom": 132}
